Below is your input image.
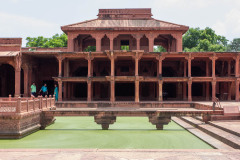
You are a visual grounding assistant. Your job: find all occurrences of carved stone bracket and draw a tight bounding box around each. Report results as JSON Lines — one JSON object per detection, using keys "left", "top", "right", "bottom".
{"left": 94, "top": 112, "right": 116, "bottom": 130}
{"left": 148, "top": 115, "right": 171, "bottom": 130}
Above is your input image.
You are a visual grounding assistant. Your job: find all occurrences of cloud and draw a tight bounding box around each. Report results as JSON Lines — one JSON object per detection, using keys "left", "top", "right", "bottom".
{"left": 153, "top": 0, "right": 214, "bottom": 9}
{"left": 213, "top": 8, "right": 240, "bottom": 40}
{"left": 0, "top": 12, "right": 61, "bottom": 46}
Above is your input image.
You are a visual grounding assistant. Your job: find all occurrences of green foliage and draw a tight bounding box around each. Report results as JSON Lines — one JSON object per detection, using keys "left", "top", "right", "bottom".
{"left": 121, "top": 45, "right": 130, "bottom": 50}
{"left": 154, "top": 46, "right": 167, "bottom": 52}
{"left": 183, "top": 27, "right": 228, "bottom": 52}
{"left": 26, "top": 33, "right": 68, "bottom": 48}
{"left": 227, "top": 38, "right": 240, "bottom": 52}
{"left": 84, "top": 46, "right": 96, "bottom": 52}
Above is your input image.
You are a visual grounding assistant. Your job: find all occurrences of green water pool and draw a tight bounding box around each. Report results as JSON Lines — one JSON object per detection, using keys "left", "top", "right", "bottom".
{"left": 0, "top": 117, "right": 213, "bottom": 149}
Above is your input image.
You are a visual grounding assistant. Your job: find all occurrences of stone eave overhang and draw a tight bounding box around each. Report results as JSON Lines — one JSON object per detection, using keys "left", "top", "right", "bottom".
{"left": 61, "top": 27, "right": 189, "bottom": 32}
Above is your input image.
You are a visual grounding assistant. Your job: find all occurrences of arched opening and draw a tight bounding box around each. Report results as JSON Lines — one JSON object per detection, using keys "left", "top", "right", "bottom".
{"left": 113, "top": 34, "right": 136, "bottom": 50}
{"left": 154, "top": 35, "right": 172, "bottom": 52}
{"left": 74, "top": 34, "right": 96, "bottom": 52}
{"left": 0, "top": 64, "right": 15, "bottom": 97}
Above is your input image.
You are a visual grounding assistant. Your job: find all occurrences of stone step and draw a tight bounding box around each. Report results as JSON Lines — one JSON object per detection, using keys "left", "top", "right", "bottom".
{"left": 194, "top": 116, "right": 240, "bottom": 137}
{"left": 172, "top": 117, "right": 233, "bottom": 149}
{"left": 180, "top": 116, "right": 240, "bottom": 149}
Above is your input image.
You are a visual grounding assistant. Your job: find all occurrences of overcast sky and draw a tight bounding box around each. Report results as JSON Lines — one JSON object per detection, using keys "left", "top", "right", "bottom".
{"left": 0, "top": 0, "right": 240, "bottom": 46}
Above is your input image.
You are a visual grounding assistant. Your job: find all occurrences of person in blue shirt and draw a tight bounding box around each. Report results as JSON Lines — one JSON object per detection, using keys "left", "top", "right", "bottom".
{"left": 39, "top": 83, "right": 48, "bottom": 97}
{"left": 54, "top": 84, "right": 58, "bottom": 101}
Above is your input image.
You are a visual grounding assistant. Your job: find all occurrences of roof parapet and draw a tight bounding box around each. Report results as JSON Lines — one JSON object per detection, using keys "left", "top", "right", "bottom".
{"left": 97, "top": 8, "right": 153, "bottom": 20}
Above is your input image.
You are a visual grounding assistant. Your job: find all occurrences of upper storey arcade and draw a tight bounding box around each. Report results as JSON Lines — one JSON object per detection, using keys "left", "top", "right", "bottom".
{"left": 61, "top": 8, "right": 189, "bottom": 53}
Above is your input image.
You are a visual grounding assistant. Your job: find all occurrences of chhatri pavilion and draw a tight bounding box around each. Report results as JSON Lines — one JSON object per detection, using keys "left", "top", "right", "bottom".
{"left": 0, "top": 8, "right": 239, "bottom": 103}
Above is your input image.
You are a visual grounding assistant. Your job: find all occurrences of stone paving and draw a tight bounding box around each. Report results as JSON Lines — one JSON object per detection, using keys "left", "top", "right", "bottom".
{"left": 0, "top": 149, "right": 239, "bottom": 160}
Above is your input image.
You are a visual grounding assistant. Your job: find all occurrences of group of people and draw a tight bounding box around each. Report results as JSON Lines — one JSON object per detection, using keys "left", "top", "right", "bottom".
{"left": 30, "top": 83, "right": 58, "bottom": 101}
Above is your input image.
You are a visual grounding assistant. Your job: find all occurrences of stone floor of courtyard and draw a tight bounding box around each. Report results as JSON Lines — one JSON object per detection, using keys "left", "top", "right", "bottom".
{"left": 0, "top": 149, "right": 239, "bottom": 160}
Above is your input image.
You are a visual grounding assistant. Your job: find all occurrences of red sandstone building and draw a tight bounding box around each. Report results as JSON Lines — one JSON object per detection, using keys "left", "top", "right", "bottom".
{"left": 0, "top": 8, "right": 239, "bottom": 103}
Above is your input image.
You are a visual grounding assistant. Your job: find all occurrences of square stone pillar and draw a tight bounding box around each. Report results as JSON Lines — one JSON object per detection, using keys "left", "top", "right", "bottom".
{"left": 212, "top": 80, "right": 216, "bottom": 101}
{"left": 235, "top": 56, "right": 239, "bottom": 77}
{"left": 15, "top": 68, "right": 21, "bottom": 97}
{"left": 228, "top": 60, "right": 231, "bottom": 77}
{"left": 67, "top": 34, "right": 75, "bottom": 52}
{"left": 110, "top": 80, "right": 115, "bottom": 102}
{"left": 58, "top": 81, "right": 62, "bottom": 101}
{"left": 211, "top": 56, "right": 217, "bottom": 78}
{"left": 206, "top": 82, "right": 210, "bottom": 101}
{"left": 158, "top": 80, "right": 163, "bottom": 101}
{"left": 188, "top": 80, "right": 192, "bottom": 101}
{"left": 206, "top": 60, "right": 209, "bottom": 77}
{"left": 188, "top": 58, "right": 192, "bottom": 77}
{"left": 23, "top": 65, "right": 29, "bottom": 97}
{"left": 135, "top": 80, "right": 139, "bottom": 102}
{"left": 87, "top": 81, "right": 92, "bottom": 101}
{"left": 183, "top": 82, "right": 187, "bottom": 100}
{"left": 57, "top": 56, "right": 64, "bottom": 77}
{"left": 235, "top": 80, "right": 239, "bottom": 101}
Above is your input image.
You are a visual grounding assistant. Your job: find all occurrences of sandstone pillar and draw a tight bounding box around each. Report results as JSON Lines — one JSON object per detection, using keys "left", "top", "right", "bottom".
{"left": 206, "top": 82, "right": 210, "bottom": 101}
{"left": 110, "top": 56, "right": 115, "bottom": 102}
{"left": 235, "top": 56, "right": 239, "bottom": 77}
{"left": 212, "top": 81, "right": 216, "bottom": 101}
{"left": 228, "top": 60, "right": 231, "bottom": 77}
{"left": 188, "top": 80, "right": 192, "bottom": 101}
{"left": 183, "top": 82, "right": 187, "bottom": 100}
{"left": 172, "top": 34, "right": 183, "bottom": 52}
{"left": 57, "top": 56, "right": 64, "bottom": 77}
{"left": 135, "top": 80, "right": 139, "bottom": 102}
{"left": 87, "top": 81, "right": 92, "bottom": 101}
{"left": 14, "top": 55, "right": 21, "bottom": 97}
{"left": 158, "top": 80, "right": 163, "bottom": 101}
{"left": 188, "top": 58, "right": 191, "bottom": 77}
{"left": 95, "top": 37, "right": 102, "bottom": 52}
{"left": 211, "top": 56, "right": 217, "bottom": 78}
{"left": 58, "top": 80, "right": 62, "bottom": 101}
{"left": 235, "top": 80, "right": 239, "bottom": 101}
{"left": 23, "top": 65, "right": 29, "bottom": 97}
{"left": 206, "top": 60, "right": 209, "bottom": 76}
{"left": 67, "top": 34, "right": 75, "bottom": 52}
{"left": 15, "top": 68, "right": 21, "bottom": 97}
{"left": 184, "top": 61, "right": 187, "bottom": 77}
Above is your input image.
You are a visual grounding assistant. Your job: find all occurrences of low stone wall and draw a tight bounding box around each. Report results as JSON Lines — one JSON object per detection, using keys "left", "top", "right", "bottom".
{"left": 56, "top": 101, "right": 192, "bottom": 108}
{"left": 0, "top": 97, "right": 55, "bottom": 139}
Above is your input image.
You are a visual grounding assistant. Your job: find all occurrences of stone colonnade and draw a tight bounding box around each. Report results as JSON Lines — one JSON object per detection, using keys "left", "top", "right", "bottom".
{"left": 67, "top": 32, "right": 183, "bottom": 52}
{"left": 55, "top": 53, "right": 240, "bottom": 102}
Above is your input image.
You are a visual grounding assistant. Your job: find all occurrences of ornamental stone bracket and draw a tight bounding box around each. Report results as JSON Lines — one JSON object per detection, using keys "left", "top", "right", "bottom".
{"left": 135, "top": 52, "right": 143, "bottom": 60}
{"left": 94, "top": 112, "right": 116, "bottom": 130}
{"left": 148, "top": 115, "right": 171, "bottom": 130}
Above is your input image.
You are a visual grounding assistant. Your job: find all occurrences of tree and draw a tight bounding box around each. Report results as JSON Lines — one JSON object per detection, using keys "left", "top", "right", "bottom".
{"left": 227, "top": 38, "right": 240, "bottom": 52}
{"left": 183, "top": 27, "right": 228, "bottom": 52}
{"left": 26, "top": 33, "right": 67, "bottom": 48}
{"left": 154, "top": 46, "right": 167, "bottom": 52}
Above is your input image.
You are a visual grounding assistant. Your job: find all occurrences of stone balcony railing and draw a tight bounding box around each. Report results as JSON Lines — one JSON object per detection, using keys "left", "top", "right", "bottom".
{"left": 0, "top": 96, "right": 55, "bottom": 113}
